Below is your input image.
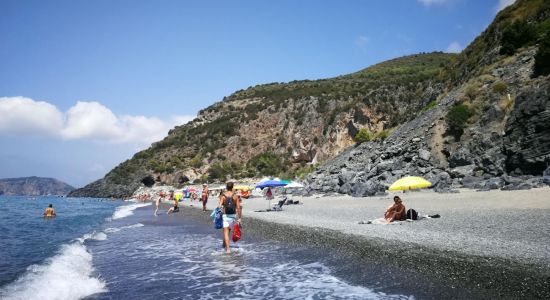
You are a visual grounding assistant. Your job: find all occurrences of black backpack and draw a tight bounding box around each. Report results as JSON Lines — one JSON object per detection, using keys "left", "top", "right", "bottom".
{"left": 406, "top": 209, "right": 418, "bottom": 220}
{"left": 223, "top": 192, "right": 237, "bottom": 215}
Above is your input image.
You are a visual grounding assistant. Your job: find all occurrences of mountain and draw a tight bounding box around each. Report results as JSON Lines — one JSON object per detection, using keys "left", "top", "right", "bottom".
{"left": 0, "top": 177, "right": 75, "bottom": 196}
{"left": 70, "top": 0, "right": 550, "bottom": 198}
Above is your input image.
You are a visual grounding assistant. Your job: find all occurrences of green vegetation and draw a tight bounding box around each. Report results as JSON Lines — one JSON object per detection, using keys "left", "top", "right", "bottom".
{"left": 500, "top": 20, "right": 537, "bottom": 55}
{"left": 446, "top": 0, "right": 550, "bottom": 83}
{"left": 247, "top": 152, "right": 287, "bottom": 177}
{"left": 446, "top": 104, "right": 474, "bottom": 139}
{"left": 354, "top": 128, "right": 372, "bottom": 144}
{"left": 492, "top": 81, "right": 508, "bottom": 94}
{"left": 420, "top": 100, "right": 437, "bottom": 113}
{"left": 533, "top": 31, "right": 550, "bottom": 77}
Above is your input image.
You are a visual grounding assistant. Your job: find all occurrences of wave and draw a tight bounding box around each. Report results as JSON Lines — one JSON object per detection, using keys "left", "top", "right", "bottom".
{"left": 104, "top": 223, "right": 144, "bottom": 233}
{"left": 111, "top": 202, "right": 151, "bottom": 220}
{"left": 0, "top": 241, "right": 106, "bottom": 300}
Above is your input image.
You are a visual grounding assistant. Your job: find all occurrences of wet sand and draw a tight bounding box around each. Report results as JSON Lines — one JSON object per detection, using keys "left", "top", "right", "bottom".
{"left": 177, "top": 187, "right": 550, "bottom": 298}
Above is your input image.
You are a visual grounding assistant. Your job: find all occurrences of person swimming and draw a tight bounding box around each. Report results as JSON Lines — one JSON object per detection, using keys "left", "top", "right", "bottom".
{"left": 43, "top": 204, "right": 56, "bottom": 218}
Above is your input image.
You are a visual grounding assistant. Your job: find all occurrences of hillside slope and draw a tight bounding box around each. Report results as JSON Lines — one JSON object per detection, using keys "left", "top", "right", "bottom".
{"left": 306, "top": 0, "right": 550, "bottom": 195}
{"left": 70, "top": 0, "right": 550, "bottom": 198}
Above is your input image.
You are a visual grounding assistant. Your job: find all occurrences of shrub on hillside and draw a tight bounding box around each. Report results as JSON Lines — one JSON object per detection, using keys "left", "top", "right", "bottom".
{"left": 354, "top": 128, "right": 372, "bottom": 144}
{"left": 492, "top": 81, "right": 508, "bottom": 94}
{"left": 446, "top": 104, "right": 474, "bottom": 139}
{"left": 533, "top": 32, "right": 550, "bottom": 77}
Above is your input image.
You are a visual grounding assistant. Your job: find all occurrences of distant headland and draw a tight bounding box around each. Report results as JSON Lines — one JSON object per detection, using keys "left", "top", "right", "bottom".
{"left": 0, "top": 176, "right": 74, "bottom": 196}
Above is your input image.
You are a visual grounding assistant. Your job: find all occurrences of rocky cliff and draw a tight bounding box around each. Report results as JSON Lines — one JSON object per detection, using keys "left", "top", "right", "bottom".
{"left": 0, "top": 177, "right": 74, "bottom": 196}
{"left": 305, "top": 0, "right": 550, "bottom": 195}
{"left": 71, "top": 0, "right": 550, "bottom": 198}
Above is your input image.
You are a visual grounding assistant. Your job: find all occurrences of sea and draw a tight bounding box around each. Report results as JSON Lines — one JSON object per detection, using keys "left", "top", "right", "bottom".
{"left": 0, "top": 196, "right": 417, "bottom": 300}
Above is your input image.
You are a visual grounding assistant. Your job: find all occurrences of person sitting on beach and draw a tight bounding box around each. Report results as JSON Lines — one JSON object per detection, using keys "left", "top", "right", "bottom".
{"left": 167, "top": 194, "right": 180, "bottom": 214}
{"left": 385, "top": 196, "right": 406, "bottom": 223}
{"left": 43, "top": 204, "right": 56, "bottom": 218}
{"left": 201, "top": 184, "right": 209, "bottom": 212}
{"left": 218, "top": 182, "right": 242, "bottom": 254}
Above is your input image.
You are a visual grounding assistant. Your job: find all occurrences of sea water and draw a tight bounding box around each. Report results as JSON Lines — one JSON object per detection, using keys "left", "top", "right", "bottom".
{"left": 0, "top": 196, "right": 413, "bottom": 300}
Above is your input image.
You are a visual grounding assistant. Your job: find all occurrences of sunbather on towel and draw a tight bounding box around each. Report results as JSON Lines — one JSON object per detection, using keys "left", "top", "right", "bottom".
{"left": 384, "top": 196, "right": 406, "bottom": 224}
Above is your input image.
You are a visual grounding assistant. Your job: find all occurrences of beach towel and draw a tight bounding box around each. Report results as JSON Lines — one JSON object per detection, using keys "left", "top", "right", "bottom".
{"left": 358, "top": 214, "right": 437, "bottom": 225}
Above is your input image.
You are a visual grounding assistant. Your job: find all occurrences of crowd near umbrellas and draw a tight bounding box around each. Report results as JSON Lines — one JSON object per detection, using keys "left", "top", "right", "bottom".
{"left": 388, "top": 176, "right": 432, "bottom": 220}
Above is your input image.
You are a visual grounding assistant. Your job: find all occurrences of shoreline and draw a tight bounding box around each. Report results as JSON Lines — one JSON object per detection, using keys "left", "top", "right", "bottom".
{"left": 171, "top": 187, "right": 550, "bottom": 298}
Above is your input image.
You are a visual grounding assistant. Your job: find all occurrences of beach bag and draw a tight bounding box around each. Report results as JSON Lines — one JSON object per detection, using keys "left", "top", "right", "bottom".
{"left": 406, "top": 209, "right": 418, "bottom": 220}
{"left": 232, "top": 223, "right": 241, "bottom": 242}
{"left": 210, "top": 207, "right": 220, "bottom": 220}
{"left": 223, "top": 192, "right": 237, "bottom": 215}
{"left": 214, "top": 209, "right": 223, "bottom": 229}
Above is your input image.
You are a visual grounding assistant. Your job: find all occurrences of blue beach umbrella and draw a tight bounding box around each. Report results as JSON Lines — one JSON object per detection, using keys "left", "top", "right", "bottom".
{"left": 255, "top": 180, "right": 288, "bottom": 210}
{"left": 255, "top": 180, "right": 288, "bottom": 189}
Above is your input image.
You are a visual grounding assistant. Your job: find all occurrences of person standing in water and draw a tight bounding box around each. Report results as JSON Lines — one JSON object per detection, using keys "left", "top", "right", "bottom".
{"left": 154, "top": 194, "right": 162, "bottom": 216}
{"left": 43, "top": 204, "right": 56, "bottom": 218}
{"left": 218, "top": 182, "right": 242, "bottom": 253}
{"left": 201, "top": 183, "right": 209, "bottom": 212}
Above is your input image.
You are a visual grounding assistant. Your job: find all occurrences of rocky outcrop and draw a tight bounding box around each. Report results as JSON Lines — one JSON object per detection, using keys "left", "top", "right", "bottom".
{"left": 0, "top": 177, "right": 74, "bottom": 196}
{"left": 503, "top": 81, "right": 550, "bottom": 175}
{"left": 305, "top": 47, "right": 550, "bottom": 196}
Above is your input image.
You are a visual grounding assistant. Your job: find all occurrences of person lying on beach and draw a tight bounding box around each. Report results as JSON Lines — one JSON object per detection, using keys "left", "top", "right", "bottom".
{"left": 384, "top": 196, "right": 406, "bottom": 224}
{"left": 218, "top": 182, "right": 242, "bottom": 254}
{"left": 43, "top": 204, "right": 56, "bottom": 218}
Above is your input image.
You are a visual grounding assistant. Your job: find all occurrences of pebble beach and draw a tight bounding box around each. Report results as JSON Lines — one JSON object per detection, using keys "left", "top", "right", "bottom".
{"left": 176, "top": 187, "right": 550, "bottom": 298}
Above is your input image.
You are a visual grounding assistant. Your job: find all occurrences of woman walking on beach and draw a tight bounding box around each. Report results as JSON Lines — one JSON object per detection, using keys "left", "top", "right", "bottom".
{"left": 218, "top": 182, "right": 242, "bottom": 253}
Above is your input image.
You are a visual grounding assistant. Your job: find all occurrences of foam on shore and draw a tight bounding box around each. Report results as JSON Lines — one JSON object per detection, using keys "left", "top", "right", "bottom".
{"left": 0, "top": 237, "right": 106, "bottom": 300}
{"left": 111, "top": 202, "right": 151, "bottom": 220}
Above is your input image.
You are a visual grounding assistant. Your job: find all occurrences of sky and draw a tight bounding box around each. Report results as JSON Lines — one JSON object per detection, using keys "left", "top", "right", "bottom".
{"left": 0, "top": 0, "right": 516, "bottom": 187}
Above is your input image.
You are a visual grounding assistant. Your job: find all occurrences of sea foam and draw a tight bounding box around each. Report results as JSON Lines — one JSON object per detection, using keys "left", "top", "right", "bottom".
{"left": 111, "top": 202, "right": 151, "bottom": 220}
{"left": 0, "top": 241, "right": 106, "bottom": 300}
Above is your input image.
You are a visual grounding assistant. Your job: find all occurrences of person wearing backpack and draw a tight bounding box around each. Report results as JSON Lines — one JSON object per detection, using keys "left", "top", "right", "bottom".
{"left": 218, "top": 182, "right": 242, "bottom": 253}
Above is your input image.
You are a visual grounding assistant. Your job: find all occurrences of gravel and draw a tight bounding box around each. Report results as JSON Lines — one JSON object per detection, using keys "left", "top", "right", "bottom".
{"left": 179, "top": 187, "right": 550, "bottom": 298}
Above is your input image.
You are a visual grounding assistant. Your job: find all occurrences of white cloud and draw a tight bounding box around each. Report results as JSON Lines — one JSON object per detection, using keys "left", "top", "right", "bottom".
{"left": 0, "top": 96, "right": 64, "bottom": 136}
{"left": 0, "top": 96, "right": 194, "bottom": 147}
{"left": 355, "top": 35, "right": 369, "bottom": 51}
{"left": 417, "top": 0, "right": 450, "bottom": 6}
{"left": 496, "top": 0, "right": 516, "bottom": 12}
{"left": 446, "top": 41, "right": 463, "bottom": 53}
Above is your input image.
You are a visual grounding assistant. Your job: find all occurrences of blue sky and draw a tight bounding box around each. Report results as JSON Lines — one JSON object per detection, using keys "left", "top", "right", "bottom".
{"left": 0, "top": 0, "right": 515, "bottom": 187}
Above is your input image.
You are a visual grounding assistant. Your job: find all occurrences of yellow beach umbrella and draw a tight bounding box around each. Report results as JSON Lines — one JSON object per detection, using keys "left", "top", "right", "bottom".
{"left": 234, "top": 185, "right": 252, "bottom": 191}
{"left": 389, "top": 176, "right": 432, "bottom": 191}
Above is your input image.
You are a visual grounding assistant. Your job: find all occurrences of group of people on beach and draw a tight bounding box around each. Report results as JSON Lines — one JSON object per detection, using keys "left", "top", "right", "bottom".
{"left": 152, "top": 182, "right": 242, "bottom": 253}
{"left": 154, "top": 184, "right": 211, "bottom": 216}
